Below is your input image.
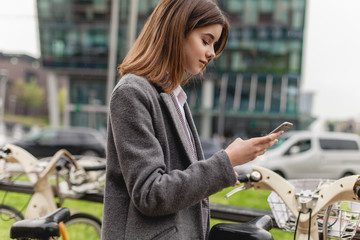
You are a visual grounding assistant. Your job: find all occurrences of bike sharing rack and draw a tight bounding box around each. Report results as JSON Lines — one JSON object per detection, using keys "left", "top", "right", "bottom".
{"left": 0, "top": 180, "right": 274, "bottom": 223}
{"left": 2, "top": 180, "right": 360, "bottom": 239}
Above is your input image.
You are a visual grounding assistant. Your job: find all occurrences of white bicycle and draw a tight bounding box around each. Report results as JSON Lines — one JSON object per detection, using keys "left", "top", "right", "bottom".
{"left": 222, "top": 166, "right": 360, "bottom": 240}
{"left": 0, "top": 144, "right": 105, "bottom": 240}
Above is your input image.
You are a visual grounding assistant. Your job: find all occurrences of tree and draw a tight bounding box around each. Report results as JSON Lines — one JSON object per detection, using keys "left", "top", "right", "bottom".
{"left": 58, "top": 87, "right": 67, "bottom": 116}
{"left": 11, "top": 79, "right": 45, "bottom": 115}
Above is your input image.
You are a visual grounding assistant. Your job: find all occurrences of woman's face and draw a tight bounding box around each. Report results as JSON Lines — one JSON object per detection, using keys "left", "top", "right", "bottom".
{"left": 183, "top": 24, "right": 223, "bottom": 75}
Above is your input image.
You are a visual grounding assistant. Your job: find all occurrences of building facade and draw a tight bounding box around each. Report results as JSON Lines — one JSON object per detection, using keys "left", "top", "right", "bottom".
{"left": 36, "top": 0, "right": 313, "bottom": 138}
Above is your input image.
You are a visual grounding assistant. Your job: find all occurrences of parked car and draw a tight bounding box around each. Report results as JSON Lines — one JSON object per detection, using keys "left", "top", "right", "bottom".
{"left": 200, "top": 137, "right": 222, "bottom": 159}
{"left": 0, "top": 123, "right": 6, "bottom": 147}
{"left": 235, "top": 131, "right": 360, "bottom": 179}
{"left": 12, "top": 127, "right": 106, "bottom": 158}
{"left": 0, "top": 132, "right": 6, "bottom": 147}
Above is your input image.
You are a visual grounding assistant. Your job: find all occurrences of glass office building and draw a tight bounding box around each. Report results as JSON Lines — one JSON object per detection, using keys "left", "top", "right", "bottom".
{"left": 36, "top": 0, "right": 311, "bottom": 138}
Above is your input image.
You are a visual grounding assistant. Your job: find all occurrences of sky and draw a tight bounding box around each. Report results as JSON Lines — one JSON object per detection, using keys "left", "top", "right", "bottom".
{"left": 1, "top": 0, "right": 360, "bottom": 122}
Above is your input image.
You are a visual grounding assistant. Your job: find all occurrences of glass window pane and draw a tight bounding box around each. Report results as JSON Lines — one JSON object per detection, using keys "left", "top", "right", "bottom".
{"left": 228, "top": 0, "right": 244, "bottom": 12}
{"left": 319, "top": 139, "right": 359, "bottom": 151}
{"left": 226, "top": 75, "right": 237, "bottom": 110}
{"left": 255, "top": 75, "right": 266, "bottom": 111}
{"left": 286, "top": 76, "right": 298, "bottom": 113}
{"left": 240, "top": 75, "right": 252, "bottom": 111}
{"left": 270, "top": 76, "right": 282, "bottom": 112}
{"left": 70, "top": 79, "right": 106, "bottom": 105}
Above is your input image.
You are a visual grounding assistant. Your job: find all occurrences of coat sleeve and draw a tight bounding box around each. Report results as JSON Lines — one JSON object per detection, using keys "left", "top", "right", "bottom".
{"left": 109, "top": 79, "right": 237, "bottom": 216}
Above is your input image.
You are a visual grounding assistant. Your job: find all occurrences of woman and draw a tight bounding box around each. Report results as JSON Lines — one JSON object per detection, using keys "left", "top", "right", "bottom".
{"left": 101, "top": 0, "right": 281, "bottom": 239}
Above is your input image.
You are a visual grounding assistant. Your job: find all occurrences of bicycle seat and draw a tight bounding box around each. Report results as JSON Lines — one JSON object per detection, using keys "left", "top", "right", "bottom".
{"left": 209, "top": 215, "right": 274, "bottom": 240}
{"left": 83, "top": 164, "right": 106, "bottom": 171}
{"left": 10, "top": 208, "right": 70, "bottom": 239}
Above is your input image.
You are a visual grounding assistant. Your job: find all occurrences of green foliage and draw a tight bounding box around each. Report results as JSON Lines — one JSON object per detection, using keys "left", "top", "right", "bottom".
{"left": 210, "top": 186, "right": 272, "bottom": 210}
{"left": 58, "top": 87, "right": 67, "bottom": 115}
{"left": 4, "top": 113, "right": 49, "bottom": 127}
{"left": 11, "top": 79, "right": 45, "bottom": 108}
{"left": 24, "top": 81, "right": 45, "bottom": 108}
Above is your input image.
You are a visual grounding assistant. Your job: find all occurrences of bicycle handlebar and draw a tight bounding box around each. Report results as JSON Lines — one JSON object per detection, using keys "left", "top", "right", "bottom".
{"left": 56, "top": 156, "right": 72, "bottom": 171}
{"left": 237, "top": 171, "right": 262, "bottom": 183}
{"left": 228, "top": 166, "right": 360, "bottom": 240}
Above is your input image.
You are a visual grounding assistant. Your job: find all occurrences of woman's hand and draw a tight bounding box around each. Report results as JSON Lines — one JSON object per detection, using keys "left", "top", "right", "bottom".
{"left": 225, "top": 131, "right": 282, "bottom": 167}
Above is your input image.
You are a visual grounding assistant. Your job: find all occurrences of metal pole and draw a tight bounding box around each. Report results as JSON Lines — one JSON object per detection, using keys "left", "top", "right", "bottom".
{"left": 217, "top": 74, "right": 228, "bottom": 137}
{"left": 47, "top": 72, "right": 60, "bottom": 128}
{"left": 0, "top": 69, "right": 9, "bottom": 133}
{"left": 201, "top": 78, "right": 214, "bottom": 139}
{"left": 127, "top": 0, "right": 138, "bottom": 51}
{"left": 106, "top": 0, "right": 120, "bottom": 106}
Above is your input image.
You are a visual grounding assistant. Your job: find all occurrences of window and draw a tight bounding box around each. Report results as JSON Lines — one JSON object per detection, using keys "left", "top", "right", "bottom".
{"left": 227, "top": 0, "right": 244, "bottom": 12}
{"left": 228, "top": 29, "right": 241, "bottom": 49}
{"left": 231, "top": 52, "right": 243, "bottom": 71}
{"left": 285, "top": 139, "right": 311, "bottom": 155}
{"left": 58, "top": 131, "right": 80, "bottom": 144}
{"left": 319, "top": 139, "right": 359, "bottom": 151}
{"left": 70, "top": 79, "right": 106, "bottom": 105}
{"left": 226, "top": 75, "right": 237, "bottom": 110}
{"left": 292, "top": 11, "right": 304, "bottom": 29}
{"left": 183, "top": 84, "right": 202, "bottom": 110}
{"left": 255, "top": 75, "right": 266, "bottom": 112}
{"left": 240, "top": 74, "right": 252, "bottom": 111}
{"left": 286, "top": 76, "right": 298, "bottom": 114}
{"left": 79, "top": 132, "right": 99, "bottom": 144}
{"left": 27, "top": 131, "right": 58, "bottom": 144}
{"left": 270, "top": 76, "right": 281, "bottom": 112}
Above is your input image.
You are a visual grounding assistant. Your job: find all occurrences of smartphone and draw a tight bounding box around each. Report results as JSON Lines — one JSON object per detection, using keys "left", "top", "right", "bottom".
{"left": 269, "top": 121, "right": 293, "bottom": 134}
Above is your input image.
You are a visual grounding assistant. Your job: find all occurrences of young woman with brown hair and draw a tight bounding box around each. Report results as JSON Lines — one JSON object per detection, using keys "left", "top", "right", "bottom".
{"left": 101, "top": 0, "right": 282, "bottom": 239}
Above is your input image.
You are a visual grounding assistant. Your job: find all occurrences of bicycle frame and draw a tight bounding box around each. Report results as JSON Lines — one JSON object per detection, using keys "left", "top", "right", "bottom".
{"left": 3, "top": 144, "right": 81, "bottom": 219}
{"left": 2, "top": 144, "right": 104, "bottom": 240}
{"left": 228, "top": 166, "right": 360, "bottom": 240}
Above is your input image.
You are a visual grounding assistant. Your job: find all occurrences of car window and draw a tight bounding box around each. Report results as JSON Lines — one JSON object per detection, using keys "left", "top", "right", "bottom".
{"left": 32, "top": 131, "right": 58, "bottom": 142}
{"left": 319, "top": 139, "right": 359, "bottom": 150}
{"left": 285, "top": 139, "right": 311, "bottom": 155}
{"left": 79, "top": 132, "right": 99, "bottom": 144}
{"left": 269, "top": 135, "right": 290, "bottom": 150}
{"left": 41, "top": 131, "right": 58, "bottom": 141}
{"left": 58, "top": 131, "right": 81, "bottom": 144}
{"left": 26, "top": 131, "right": 55, "bottom": 142}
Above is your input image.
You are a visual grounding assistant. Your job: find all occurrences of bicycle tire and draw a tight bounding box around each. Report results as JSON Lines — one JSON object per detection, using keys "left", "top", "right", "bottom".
{"left": 62, "top": 212, "right": 102, "bottom": 240}
{"left": 0, "top": 204, "right": 24, "bottom": 240}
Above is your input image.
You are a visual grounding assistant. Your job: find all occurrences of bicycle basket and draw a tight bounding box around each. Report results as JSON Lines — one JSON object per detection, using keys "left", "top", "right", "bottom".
{"left": 267, "top": 179, "right": 360, "bottom": 239}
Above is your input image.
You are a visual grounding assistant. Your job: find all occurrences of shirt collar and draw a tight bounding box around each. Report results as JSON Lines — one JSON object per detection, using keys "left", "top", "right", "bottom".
{"left": 173, "top": 86, "right": 187, "bottom": 107}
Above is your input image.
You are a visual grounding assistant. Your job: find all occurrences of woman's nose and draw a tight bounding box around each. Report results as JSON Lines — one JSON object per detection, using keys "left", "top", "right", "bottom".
{"left": 206, "top": 47, "right": 216, "bottom": 60}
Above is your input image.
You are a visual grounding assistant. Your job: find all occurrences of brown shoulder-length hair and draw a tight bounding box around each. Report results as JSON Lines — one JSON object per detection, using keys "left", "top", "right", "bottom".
{"left": 118, "top": 0, "right": 230, "bottom": 93}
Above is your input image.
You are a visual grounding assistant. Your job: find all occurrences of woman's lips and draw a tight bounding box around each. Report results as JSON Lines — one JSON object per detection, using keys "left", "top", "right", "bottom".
{"left": 199, "top": 60, "right": 207, "bottom": 67}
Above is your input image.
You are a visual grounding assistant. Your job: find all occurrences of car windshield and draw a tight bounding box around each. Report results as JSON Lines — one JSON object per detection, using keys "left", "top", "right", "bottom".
{"left": 269, "top": 135, "right": 290, "bottom": 150}
{"left": 25, "top": 131, "right": 57, "bottom": 142}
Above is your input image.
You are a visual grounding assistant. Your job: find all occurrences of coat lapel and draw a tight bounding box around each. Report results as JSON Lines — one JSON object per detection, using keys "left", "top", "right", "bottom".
{"left": 160, "top": 92, "right": 197, "bottom": 163}
{"left": 184, "top": 103, "right": 205, "bottom": 161}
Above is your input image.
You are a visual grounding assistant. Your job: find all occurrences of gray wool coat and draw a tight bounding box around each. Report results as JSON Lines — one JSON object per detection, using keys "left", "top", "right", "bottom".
{"left": 101, "top": 74, "right": 237, "bottom": 240}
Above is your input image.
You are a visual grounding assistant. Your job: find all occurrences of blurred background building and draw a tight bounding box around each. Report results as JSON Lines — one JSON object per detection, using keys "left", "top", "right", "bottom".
{"left": 27, "top": 0, "right": 314, "bottom": 139}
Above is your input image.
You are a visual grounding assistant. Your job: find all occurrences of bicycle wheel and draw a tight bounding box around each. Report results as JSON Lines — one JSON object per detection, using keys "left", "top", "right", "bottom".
{"left": 0, "top": 204, "right": 24, "bottom": 240}
{"left": 62, "top": 212, "right": 101, "bottom": 240}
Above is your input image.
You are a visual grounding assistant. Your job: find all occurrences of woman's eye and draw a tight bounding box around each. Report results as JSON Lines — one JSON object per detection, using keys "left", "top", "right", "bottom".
{"left": 202, "top": 39, "right": 209, "bottom": 45}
